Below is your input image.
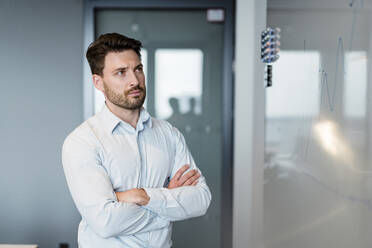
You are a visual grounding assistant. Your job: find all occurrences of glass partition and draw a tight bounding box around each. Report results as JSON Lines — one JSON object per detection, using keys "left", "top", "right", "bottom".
{"left": 265, "top": 2, "right": 372, "bottom": 248}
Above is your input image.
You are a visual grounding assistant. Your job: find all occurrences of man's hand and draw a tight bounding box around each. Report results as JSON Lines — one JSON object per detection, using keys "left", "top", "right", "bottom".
{"left": 167, "top": 164, "right": 200, "bottom": 189}
{"left": 115, "top": 188, "right": 150, "bottom": 206}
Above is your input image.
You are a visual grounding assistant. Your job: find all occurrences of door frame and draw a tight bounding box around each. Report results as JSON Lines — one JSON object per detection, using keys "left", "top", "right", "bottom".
{"left": 83, "top": 1, "right": 235, "bottom": 247}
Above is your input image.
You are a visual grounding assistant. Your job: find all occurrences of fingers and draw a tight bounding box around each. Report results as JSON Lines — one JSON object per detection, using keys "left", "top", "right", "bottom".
{"left": 167, "top": 165, "right": 190, "bottom": 189}
{"left": 179, "top": 169, "right": 199, "bottom": 185}
{"left": 178, "top": 169, "right": 196, "bottom": 185}
{"left": 168, "top": 165, "right": 201, "bottom": 189}
{"left": 191, "top": 180, "right": 199, "bottom": 186}
{"left": 174, "top": 164, "right": 190, "bottom": 181}
{"left": 183, "top": 172, "right": 200, "bottom": 186}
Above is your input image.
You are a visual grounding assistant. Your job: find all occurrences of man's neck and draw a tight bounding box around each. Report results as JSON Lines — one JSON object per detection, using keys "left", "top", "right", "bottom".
{"left": 105, "top": 100, "right": 140, "bottom": 128}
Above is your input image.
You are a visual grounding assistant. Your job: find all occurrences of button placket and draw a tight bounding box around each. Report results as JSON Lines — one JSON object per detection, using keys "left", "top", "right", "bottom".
{"left": 137, "top": 130, "right": 148, "bottom": 187}
{"left": 133, "top": 131, "right": 142, "bottom": 188}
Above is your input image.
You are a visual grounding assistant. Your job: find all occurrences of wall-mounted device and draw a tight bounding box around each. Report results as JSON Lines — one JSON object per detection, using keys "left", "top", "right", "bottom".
{"left": 261, "top": 27, "right": 281, "bottom": 87}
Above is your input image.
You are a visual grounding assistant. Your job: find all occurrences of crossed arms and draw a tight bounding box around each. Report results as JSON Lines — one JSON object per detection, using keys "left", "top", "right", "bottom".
{"left": 62, "top": 127, "right": 211, "bottom": 239}
{"left": 115, "top": 164, "right": 200, "bottom": 206}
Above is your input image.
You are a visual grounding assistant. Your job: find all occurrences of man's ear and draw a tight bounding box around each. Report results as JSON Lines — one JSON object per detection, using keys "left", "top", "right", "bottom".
{"left": 92, "top": 74, "right": 105, "bottom": 92}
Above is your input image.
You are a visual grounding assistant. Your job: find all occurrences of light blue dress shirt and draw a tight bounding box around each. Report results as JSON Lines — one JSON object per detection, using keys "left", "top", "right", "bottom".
{"left": 62, "top": 103, "right": 211, "bottom": 248}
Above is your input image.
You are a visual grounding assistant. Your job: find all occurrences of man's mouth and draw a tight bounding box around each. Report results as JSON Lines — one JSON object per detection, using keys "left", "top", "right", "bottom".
{"left": 128, "top": 89, "right": 142, "bottom": 97}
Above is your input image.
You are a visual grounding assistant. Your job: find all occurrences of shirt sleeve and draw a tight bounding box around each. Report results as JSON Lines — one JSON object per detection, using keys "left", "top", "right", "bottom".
{"left": 142, "top": 126, "right": 212, "bottom": 221}
{"left": 62, "top": 133, "right": 170, "bottom": 239}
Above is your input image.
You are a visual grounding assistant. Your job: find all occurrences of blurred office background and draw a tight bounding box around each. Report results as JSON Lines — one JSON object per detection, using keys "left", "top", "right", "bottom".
{"left": 1, "top": 0, "right": 372, "bottom": 248}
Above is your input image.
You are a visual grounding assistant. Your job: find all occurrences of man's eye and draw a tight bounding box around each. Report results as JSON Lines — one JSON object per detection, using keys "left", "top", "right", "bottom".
{"left": 117, "top": 71, "right": 124, "bottom": 76}
{"left": 136, "top": 67, "right": 143, "bottom": 72}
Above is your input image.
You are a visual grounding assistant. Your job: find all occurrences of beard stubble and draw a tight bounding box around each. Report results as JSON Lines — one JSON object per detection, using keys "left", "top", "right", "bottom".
{"left": 103, "top": 82, "right": 146, "bottom": 110}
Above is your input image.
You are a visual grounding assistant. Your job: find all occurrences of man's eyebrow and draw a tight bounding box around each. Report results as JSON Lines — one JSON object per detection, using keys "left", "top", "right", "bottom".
{"left": 112, "top": 64, "right": 143, "bottom": 73}
{"left": 135, "top": 63, "right": 143, "bottom": 69}
{"left": 112, "top": 66, "right": 128, "bottom": 73}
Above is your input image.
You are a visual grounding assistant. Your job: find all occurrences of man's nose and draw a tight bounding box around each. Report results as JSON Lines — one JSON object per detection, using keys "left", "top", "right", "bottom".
{"left": 128, "top": 71, "right": 140, "bottom": 87}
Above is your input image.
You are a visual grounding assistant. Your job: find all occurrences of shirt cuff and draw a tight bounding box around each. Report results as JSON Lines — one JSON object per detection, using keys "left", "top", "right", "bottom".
{"left": 142, "top": 187, "right": 178, "bottom": 213}
{"left": 142, "top": 188, "right": 165, "bottom": 212}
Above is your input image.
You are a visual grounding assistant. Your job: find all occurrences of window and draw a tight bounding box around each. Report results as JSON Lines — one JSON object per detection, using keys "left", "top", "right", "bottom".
{"left": 154, "top": 49, "right": 203, "bottom": 119}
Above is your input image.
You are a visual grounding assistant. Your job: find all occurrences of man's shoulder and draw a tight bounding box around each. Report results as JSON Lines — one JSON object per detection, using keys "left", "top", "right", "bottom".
{"left": 151, "top": 117, "right": 170, "bottom": 127}
{"left": 150, "top": 117, "right": 175, "bottom": 132}
{"left": 150, "top": 117, "right": 184, "bottom": 139}
{"left": 62, "top": 116, "right": 100, "bottom": 151}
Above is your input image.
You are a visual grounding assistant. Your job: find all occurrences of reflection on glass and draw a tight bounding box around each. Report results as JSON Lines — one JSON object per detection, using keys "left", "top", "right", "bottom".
{"left": 266, "top": 51, "right": 320, "bottom": 118}
{"left": 94, "top": 49, "right": 148, "bottom": 114}
{"left": 155, "top": 49, "right": 203, "bottom": 119}
{"left": 344, "top": 51, "right": 367, "bottom": 118}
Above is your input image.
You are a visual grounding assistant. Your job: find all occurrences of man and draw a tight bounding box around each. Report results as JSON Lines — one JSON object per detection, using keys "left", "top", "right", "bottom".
{"left": 62, "top": 33, "right": 211, "bottom": 248}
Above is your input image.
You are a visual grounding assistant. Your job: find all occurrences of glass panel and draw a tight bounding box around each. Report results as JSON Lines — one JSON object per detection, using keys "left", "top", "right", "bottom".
{"left": 154, "top": 49, "right": 203, "bottom": 120}
{"left": 265, "top": 3, "right": 371, "bottom": 248}
{"left": 94, "top": 49, "right": 148, "bottom": 114}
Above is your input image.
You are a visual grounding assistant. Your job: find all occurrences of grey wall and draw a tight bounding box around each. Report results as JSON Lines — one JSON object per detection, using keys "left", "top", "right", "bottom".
{"left": 0, "top": 0, "right": 83, "bottom": 247}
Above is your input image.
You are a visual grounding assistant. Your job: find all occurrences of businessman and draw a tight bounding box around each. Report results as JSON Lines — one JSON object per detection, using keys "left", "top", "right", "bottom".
{"left": 62, "top": 33, "right": 211, "bottom": 247}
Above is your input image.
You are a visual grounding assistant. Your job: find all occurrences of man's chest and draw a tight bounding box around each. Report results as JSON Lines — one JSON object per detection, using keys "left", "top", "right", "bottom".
{"left": 98, "top": 130, "right": 174, "bottom": 190}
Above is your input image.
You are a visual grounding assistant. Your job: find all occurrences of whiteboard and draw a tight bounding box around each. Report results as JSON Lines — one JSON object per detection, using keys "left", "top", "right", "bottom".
{"left": 265, "top": 1, "right": 372, "bottom": 248}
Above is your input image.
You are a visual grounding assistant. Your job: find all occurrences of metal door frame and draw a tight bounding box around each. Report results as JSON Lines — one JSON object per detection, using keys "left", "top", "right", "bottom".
{"left": 83, "top": 1, "right": 235, "bottom": 247}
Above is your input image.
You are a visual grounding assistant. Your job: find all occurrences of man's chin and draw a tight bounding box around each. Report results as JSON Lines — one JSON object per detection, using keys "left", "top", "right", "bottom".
{"left": 126, "top": 106, "right": 143, "bottom": 110}
{"left": 126, "top": 100, "right": 145, "bottom": 110}
{"left": 110, "top": 101, "right": 142, "bottom": 110}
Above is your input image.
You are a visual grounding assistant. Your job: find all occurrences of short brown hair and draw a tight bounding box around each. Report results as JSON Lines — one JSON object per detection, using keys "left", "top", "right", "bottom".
{"left": 86, "top": 33, "right": 142, "bottom": 76}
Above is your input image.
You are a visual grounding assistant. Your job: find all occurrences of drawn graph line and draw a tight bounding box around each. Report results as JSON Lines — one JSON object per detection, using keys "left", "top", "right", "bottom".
{"left": 300, "top": 36, "right": 345, "bottom": 161}
{"left": 282, "top": 0, "right": 364, "bottom": 163}
{"left": 297, "top": 0, "right": 359, "bottom": 159}
{"left": 319, "top": 37, "right": 345, "bottom": 112}
{"left": 295, "top": 39, "right": 319, "bottom": 161}
{"left": 296, "top": 36, "right": 345, "bottom": 162}
{"left": 316, "top": 0, "right": 361, "bottom": 113}
{"left": 349, "top": 0, "right": 363, "bottom": 50}
{"left": 296, "top": 38, "right": 316, "bottom": 161}
{"left": 302, "top": 40, "right": 312, "bottom": 160}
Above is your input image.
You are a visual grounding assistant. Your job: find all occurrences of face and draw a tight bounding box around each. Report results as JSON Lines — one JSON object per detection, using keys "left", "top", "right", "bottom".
{"left": 93, "top": 50, "right": 146, "bottom": 110}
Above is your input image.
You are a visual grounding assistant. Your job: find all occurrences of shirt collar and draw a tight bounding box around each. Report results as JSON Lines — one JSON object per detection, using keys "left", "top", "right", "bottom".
{"left": 98, "top": 102, "right": 152, "bottom": 134}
